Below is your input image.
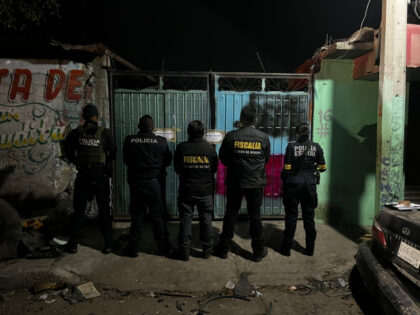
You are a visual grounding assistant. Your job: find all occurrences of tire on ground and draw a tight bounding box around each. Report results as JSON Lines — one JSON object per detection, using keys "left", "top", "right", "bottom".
{"left": 0, "top": 198, "right": 21, "bottom": 261}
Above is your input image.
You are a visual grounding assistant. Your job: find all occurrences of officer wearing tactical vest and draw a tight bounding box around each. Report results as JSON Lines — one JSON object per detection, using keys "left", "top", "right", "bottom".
{"left": 65, "top": 104, "right": 116, "bottom": 254}
{"left": 173, "top": 120, "right": 218, "bottom": 261}
{"left": 215, "top": 105, "right": 271, "bottom": 262}
{"left": 280, "top": 123, "right": 326, "bottom": 257}
{"left": 123, "top": 115, "right": 172, "bottom": 258}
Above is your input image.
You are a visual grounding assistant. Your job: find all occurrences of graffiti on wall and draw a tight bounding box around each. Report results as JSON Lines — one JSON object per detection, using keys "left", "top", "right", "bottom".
{"left": 0, "top": 63, "right": 94, "bottom": 183}
{"left": 0, "top": 102, "right": 67, "bottom": 174}
{"left": 316, "top": 109, "right": 332, "bottom": 138}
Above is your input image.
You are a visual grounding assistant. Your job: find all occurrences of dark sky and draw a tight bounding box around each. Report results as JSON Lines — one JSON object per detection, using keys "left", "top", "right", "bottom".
{"left": 51, "top": 0, "right": 381, "bottom": 72}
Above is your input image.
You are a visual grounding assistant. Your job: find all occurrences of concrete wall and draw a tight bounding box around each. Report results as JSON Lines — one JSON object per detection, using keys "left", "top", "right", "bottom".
{"left": 0, "top": 57, "right": 109, "bottom": 202}
{"left": 313, "top": 59, "right": 378, "bottom": 226}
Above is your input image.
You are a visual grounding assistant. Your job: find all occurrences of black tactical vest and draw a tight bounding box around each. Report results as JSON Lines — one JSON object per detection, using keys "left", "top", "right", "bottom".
{"left": 76, "top": 126, "right": 106, "bottom": 166}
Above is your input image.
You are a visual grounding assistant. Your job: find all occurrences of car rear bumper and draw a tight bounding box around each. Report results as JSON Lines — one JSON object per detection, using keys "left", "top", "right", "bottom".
{"left": 356, "top": 242, "right": 420, "bottom": 315}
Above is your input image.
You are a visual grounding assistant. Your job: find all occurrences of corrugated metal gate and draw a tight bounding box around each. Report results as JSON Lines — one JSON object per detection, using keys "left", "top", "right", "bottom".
{"left": 213, "top": 73, "right": 311, "bottom": 218}
{"left": 110, "top": 72, "right": 311, "bottom": 219}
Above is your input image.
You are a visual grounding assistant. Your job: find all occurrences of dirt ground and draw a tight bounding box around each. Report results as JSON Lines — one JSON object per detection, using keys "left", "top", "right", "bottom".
{"left": 0, "top": 266, "right": 378, "bottom": 315}
{"left": 1, "top": 283, "right": 360, "bottom": 315}
{"left": 0, "top": 221, "right": 379, "bottom": 315}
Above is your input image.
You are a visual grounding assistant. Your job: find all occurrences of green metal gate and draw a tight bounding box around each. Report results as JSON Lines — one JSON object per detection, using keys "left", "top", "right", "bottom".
{"left": 112, "top": 73, "right": 210, "bottom": 218}
{"left": 110, "top": 72, "right": 311, "bottom": 219}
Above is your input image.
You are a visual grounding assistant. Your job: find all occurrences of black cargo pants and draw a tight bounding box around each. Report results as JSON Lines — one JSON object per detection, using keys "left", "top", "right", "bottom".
{"left": 282, "top": 172, "right": 318, "bottom": 249}
{"left": 128, "top": 179, "right": 169, "bottom": 252}
{"left": 70, "top": 167, "right": 113, "bottom": 247}
{"left": 178, "top": 194, "right": 214, "bottom": 256}
{"left": 219, "top": 187, "right": 264, "bottom": 254}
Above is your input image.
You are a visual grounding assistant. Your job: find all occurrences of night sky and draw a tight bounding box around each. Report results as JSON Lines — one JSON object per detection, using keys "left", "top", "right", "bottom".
{"left": 35, "top": 0, "right": 382, "bottom": 72}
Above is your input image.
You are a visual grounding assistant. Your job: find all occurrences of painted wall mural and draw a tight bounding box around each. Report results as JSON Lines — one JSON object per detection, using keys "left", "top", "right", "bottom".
{"left": 0, "top": 59, "right": 108, "bottom": 197}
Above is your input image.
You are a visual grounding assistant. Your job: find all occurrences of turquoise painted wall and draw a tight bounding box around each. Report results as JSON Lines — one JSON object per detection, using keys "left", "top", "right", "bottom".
{"left": 313, "top": 59, "right": 378, "bottom": 226}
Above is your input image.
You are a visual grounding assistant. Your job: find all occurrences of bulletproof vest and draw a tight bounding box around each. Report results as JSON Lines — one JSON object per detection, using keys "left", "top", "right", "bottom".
{"left": 76, "top": 125, "right": 106, "bottom": 166}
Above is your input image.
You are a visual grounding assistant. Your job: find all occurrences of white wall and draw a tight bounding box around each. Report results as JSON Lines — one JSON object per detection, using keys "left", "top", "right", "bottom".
{"left": 0, "top": 57, "right": 109, "bottom": 199}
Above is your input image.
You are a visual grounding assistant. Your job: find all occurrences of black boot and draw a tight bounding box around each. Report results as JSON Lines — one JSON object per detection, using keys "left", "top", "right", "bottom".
{"left": 252, "top": 246, "right": 268, "bottom": 262}
{"left": 305, "top": 243, "right": 314, "bottom": 256}
{"left": 214, "top": 243, "right": 228, "bottom": 259}
{"left": 202, "top": 246, "right": 213, "bottom": 259}
{"left": 102, "top": 240, "right": 113, "bottom": 255}
{"left": 279, "top": 239, "right": 292, "bottom": 257}
{"left": 173, "top": 248, "right": 190, "bottom": 261}
{"left": 124, "top": 244, "right": 139, "bottom": 258}
{"left": 65, "top": 239, "right": 79, "bottom": 254}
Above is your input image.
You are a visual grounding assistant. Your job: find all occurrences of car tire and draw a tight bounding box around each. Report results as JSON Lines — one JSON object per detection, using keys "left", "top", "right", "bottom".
{"left": 0, "top": 198, "right": 22, "bottom": 261}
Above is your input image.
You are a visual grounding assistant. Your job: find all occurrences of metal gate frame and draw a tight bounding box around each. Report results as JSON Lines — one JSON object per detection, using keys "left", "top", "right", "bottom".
{"left": 109, "top": 71, "right": 313, "bottom": 220}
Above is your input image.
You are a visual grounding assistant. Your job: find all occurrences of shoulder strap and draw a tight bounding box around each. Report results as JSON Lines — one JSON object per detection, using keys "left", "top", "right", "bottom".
{"left": 76, "top": 125, "right": 85, "bottom": 137}
{"left": 95, "top": 126, "right": 104, "bottom": 139}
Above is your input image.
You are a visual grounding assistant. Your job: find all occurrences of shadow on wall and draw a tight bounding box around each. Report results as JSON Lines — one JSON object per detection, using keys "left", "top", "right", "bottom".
{"left": 317, "top": 119, "right": 376, "bottom": 240}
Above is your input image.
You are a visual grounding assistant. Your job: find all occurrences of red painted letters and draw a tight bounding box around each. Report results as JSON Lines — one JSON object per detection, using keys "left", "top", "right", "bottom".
{"left": 66, "top": 69, "right": 84, "bottom": 101}
{"left": 45, "top": 69, "right": 66, "bottom": 101}
{"left": 9, "top": 69, "right": 32, "bottom": 101}
{"left": 0, "top": 68, "right": 85, "bottom": 102}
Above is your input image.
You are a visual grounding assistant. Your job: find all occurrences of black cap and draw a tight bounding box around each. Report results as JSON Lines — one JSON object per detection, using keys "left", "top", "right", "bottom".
{"left": 82, "top": 104, "right": 99, "bottom": 120}
{"left": 296, "top": 123, "right": 310, "bottom": 135}
{"left": 187, "top": 120, "right": 205, "bottom": 138}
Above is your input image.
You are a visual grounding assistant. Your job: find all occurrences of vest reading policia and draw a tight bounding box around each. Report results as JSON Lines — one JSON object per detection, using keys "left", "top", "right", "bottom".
{"left": 75, "top": 125, "right": 106, "bottom": 167}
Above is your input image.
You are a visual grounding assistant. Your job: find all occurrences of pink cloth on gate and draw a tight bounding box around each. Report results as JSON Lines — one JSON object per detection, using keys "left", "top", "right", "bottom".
{"left": 215, "top": 154, "right": 285, "bottom": 197}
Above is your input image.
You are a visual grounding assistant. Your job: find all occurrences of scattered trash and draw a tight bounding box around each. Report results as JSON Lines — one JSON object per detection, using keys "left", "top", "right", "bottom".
{"left": 197, "top": 295, "right": 250, "bottom": 315}
{"left": 251, "top": 290, "right": 263, "bottom": 297}
{"left": 21, "top": 216, "right": 49, "bottom": 231}
{"left": 39, "top": 293, "right": 49, "bottom": 301}
{"left": 337, "top": 278, "right": 347, "bottom": 288}
{"left": 176, "top": 300, "right": 183, "bottom": 312}
{"left": 25, "top": 246, "right": 63, "bottom": 259}
{"left": 225, "top": 280, "right": 235, "bottom": 290}
{"left": 32, "top": 281, "right": 66, "bottom": 293}
{"left": 148, "top": 292, "right": 155, "bottom": 297}
{"left": 154, "top": 291, "right": 194, "bottom": 298}
{"left": 51, "top": 237, "right": 68, "bottom": 246}
{"left": 235, "top": 273, "right": 254, "bottom": 297}
{"left": 61, "top": 285, "right": 85, "bottom": 304}
{"left": 45, "top": 298, "right": 55, "bottom": 304}
{"left": 288, "top": 285, "right": 297, "bottom": 292}
{"left": 77, "top": 282, "right": 101, "bottom": 299}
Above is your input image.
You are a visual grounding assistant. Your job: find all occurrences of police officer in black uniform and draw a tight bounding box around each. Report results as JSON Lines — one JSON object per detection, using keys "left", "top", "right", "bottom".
{"left": 123, "top": 115, "right": 172, "bottom": 258}
{"left": 280, "top": 123, "right": 326, "bottom": 256}
{"left": 215, "top": 105, "right": 271, "bottom": 262}
{"left": 173, "top": 120, "right": 218, "bottom": 261}
{"left": 65, "top": 104, "right": 116, "bottom": 254}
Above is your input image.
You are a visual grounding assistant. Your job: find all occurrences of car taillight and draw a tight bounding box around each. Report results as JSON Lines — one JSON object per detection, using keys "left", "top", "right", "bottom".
{"left": 372, "top": 219, "right": 387, "bottom": 247}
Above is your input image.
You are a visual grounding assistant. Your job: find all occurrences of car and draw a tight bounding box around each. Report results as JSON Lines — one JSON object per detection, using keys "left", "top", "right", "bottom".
{"left": 356, "top": 206, "right": 420, "bottom": 315}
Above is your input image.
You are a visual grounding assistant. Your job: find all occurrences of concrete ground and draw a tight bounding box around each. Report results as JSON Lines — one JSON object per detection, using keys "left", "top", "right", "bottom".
{"left": 0, "top": 221, "right": 375, "bottom": 315}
